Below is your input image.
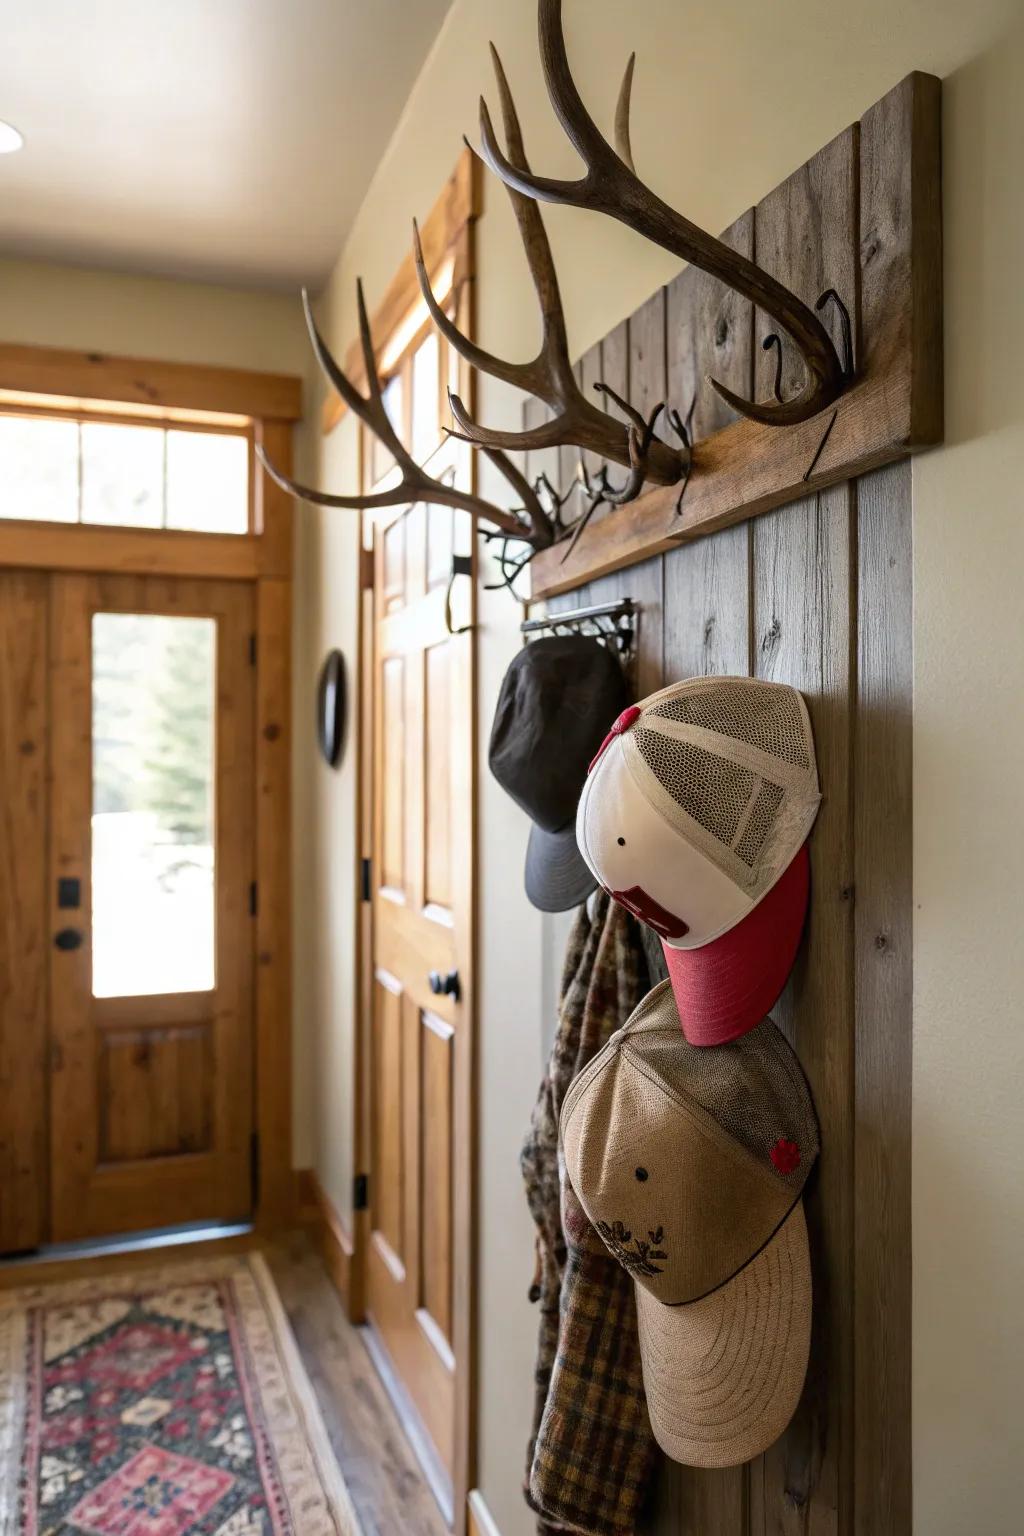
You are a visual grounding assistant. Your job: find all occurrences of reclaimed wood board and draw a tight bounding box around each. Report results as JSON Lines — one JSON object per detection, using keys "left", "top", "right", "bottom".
{"left": 527, "top": 71, "right": 940, "bottom": 601}
{"left": 524, "top": 420, "right": 912, "bottom": 1536}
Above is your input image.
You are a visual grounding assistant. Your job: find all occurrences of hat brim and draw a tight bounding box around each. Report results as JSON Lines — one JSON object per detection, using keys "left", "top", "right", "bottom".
{"left": 662, "top": 842, "right": 810, "bottom": 1046}
{"left": 635, "top": 1201, "right": 812, "bottom": 1468}
{"left": 525, "top": 821, "right": 597, "bottom": 913}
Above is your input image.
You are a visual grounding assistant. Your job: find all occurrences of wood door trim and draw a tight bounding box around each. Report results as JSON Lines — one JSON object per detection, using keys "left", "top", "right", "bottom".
{"left": 322, "top": 148, "right": 480, "bottom": 435}
{"left": 351, "top": 160, "right": 478, "bottom": 1536}
{"left": 0, "top": 342, "right": 302, "bottom": 420}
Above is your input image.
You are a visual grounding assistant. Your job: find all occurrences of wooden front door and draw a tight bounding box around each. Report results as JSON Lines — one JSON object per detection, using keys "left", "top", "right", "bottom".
{"left": 46, "top": 573, "right": 256, "bottom": 1242}
{"left": 365, "top": 480, "right": 475, "bottom": 1499}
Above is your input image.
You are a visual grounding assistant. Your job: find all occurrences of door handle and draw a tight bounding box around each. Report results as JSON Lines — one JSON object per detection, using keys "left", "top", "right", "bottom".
{"left": 428, "top": 968, "right": 461, "bottom": 1002}
{"left": 54, "top": 928, "right": 83, "bottom": 951}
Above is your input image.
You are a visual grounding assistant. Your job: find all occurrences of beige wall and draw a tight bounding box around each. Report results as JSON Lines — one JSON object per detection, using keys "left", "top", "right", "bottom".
{"left": 298, "top": 1, "right": 1024, "bottom": 1532}
{"left": 0, "top": 255, "right": 308, "bottom": 373}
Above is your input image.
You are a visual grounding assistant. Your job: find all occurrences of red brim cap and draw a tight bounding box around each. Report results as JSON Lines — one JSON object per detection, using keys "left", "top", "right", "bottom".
{"left": 662, "top": 843, "right": 811, "bottom": 1046}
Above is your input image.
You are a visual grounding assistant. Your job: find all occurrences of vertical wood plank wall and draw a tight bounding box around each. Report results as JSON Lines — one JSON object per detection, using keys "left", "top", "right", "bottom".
{"left": 523, "top": 326, "right": 912, "bottom": 1531}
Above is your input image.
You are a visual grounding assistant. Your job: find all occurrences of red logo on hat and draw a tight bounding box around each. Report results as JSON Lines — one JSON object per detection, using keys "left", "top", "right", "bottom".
{"left": 770, "top": 1138, "right": 801, "bottom": 1175}
{"left": 588, "top": 705, "right": 642, "bottom": 774}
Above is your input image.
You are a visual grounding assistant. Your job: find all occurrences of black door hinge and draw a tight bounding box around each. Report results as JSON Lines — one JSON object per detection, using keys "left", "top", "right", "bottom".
{"left": 360, "top": 857, "right": 371, "bottom": 903}
{"left": 249, "top": 633, "right": 257, "bottom": 666}
{"left": 249, "top": 881, "right": 258, "bottom": 917}
{"left": 250, "top": 1131, "right": 261, "bottom": 1206}
{"left": 353, "top": 1173, "right": 369, "bottom": 1212}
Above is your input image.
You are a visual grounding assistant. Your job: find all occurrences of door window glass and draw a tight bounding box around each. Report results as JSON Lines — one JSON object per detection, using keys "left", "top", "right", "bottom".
{"left": 91, "top": 613, "right": 216, "bottom": 997}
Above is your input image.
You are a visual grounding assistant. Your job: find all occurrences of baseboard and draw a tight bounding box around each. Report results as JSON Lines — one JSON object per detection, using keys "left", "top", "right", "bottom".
{"left": 468, "top": 1488, "right": 502, "bottom": 1536}
{"left": 296, "top": 1168, "right": 355, "bottom": 1311}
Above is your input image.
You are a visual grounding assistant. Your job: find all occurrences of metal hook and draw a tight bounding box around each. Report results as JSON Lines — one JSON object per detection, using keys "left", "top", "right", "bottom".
{"left": 762, "top": 333, "right": 785, "bottom": 403}
{"left": 444, "top": 553, "right": 475, "bottom": 634}
{"left": 816, "top": 288, "right": 855, "bottom": 378}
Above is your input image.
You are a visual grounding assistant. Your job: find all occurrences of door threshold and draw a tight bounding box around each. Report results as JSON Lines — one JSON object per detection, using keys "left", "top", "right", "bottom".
{"left": 0, "top": 1219, "right": 253, "bottom": 1271}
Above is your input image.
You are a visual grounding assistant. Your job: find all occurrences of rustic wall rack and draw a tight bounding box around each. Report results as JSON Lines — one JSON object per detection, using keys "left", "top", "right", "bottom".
{"left": 520, "top": 594, "right": 637, "bottom": 659}
{"left": 526, "top": 69, "right": 942, "bottom": 600}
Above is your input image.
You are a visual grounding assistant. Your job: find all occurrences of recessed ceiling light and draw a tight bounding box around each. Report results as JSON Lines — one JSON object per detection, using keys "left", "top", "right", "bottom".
{"left": 0, "top": 121, "right": 24, "bottom": 154}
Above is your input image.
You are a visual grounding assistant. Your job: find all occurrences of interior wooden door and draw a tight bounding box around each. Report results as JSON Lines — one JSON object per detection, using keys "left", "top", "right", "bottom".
{"left": 48, "top": 573, "right": 255, "bottom": 1241}
{"left": 366, "top": 472, "right": 475, "bottom": 1499}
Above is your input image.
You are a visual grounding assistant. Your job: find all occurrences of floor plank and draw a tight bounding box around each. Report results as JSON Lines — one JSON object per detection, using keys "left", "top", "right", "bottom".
{"left": 265, "top": 1231, "right": 450, "bottom": 1536}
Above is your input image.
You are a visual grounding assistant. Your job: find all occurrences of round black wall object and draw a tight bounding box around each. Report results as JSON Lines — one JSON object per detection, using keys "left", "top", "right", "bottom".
{"left": 317, "top": 649, "right": 347, "bottom": 767}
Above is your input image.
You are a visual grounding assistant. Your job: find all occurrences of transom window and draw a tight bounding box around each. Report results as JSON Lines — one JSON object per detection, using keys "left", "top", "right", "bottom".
{"left": 0, "top": 411, "right": 250, "bottom": 534}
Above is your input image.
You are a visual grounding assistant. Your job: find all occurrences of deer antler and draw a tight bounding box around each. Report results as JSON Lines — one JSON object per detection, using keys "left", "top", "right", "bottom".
{"left": 475, "top": 0, "right": 847, "bottom": 428}
{"left": 414, "top": 44, "right": 687, "bottom": 489}
{"left": 257, "top": 282, "right": 555, "bottom": 549}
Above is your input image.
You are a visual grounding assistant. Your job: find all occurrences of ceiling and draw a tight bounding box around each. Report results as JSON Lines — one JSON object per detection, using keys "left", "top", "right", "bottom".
{"left": 0, "top": 0, "right": 453, "bottom": 290}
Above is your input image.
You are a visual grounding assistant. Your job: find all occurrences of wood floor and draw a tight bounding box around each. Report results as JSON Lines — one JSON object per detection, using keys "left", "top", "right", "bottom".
{"left": 265, "top": 1231, "right": 450, "bottom": 1536}
{"left": 0, "top": 1230, "right": 449, "bottom": 1536}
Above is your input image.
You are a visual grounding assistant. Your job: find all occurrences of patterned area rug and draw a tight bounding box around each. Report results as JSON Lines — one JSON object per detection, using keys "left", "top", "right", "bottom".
{"left": 0, "top": 1253, "right": 361, "bottom": 1536}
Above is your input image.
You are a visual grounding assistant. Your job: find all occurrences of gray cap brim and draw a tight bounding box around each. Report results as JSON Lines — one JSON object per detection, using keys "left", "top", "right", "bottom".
{"left": 524, "top": 821, "right": 597, "bottom": 913}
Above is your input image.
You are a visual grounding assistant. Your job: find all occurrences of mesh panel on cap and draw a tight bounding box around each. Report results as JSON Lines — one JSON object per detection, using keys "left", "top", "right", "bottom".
{"left": 648, "top": 682, "right": 810, "bottom": 769}
{"left": 633, "top": 727, "right": 754, "bottom": 847}
{"left": 631, "top": 1012, "right": 819, "bottom": 1193}
{"left": 735, "top": 779, "right": 786, "bottom": 868}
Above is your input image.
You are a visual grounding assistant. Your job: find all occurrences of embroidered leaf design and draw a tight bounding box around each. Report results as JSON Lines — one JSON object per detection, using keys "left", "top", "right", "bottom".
{"left": 595, "top": 1218, "right": 668, "bottom": 1276}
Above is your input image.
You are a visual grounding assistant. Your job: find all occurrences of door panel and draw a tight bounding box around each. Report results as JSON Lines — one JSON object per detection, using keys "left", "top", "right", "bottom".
{"left": 366, "top": 469, "right": 473, "bottom": 1493}
{"left": 0, "top": 572, "right": 49, "bottom": 1253}
{"left": 49, "top": 574, "right": 255, "bottom": 1241}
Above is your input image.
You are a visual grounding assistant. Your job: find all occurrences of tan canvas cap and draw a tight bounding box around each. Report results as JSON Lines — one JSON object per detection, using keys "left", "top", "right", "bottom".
{"left": 561, "top": 980, "right": 819, "bottom": 1466}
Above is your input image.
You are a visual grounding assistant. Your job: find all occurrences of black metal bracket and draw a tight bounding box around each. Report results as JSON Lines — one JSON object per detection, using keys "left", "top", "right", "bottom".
{"left": 520, "top": 596, "right": 637, "bottom": 663}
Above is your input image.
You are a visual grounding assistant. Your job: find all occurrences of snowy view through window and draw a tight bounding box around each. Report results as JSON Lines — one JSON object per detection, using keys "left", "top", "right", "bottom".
{"left": 91, "top": 612, "right": 216, "bottom": 997}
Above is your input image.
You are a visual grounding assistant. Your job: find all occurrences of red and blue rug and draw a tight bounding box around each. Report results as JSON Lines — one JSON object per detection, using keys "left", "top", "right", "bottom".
{"left": 0, "top": 1253, "right": 360, "bottom": 1536}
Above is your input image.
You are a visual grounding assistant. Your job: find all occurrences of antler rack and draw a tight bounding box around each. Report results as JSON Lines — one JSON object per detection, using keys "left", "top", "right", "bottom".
{"left": 475, "top": 0, "right": 850, "bottom": 428}
{"left": 416, "top": 44, "right": 689, "bottom": 494}
{"left": 257, "top": 282, "right": 557, "bottom": 551}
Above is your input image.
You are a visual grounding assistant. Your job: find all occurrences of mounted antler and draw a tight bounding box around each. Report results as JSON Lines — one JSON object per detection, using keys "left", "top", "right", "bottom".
{"left": 475, "top": 0, "right": 848, "bottom": 428}
{"left": 414, "top": 44, "right": 688, "bottom": 489}
{"left": 257, "top": 282, "right": 555, "bottom": 549}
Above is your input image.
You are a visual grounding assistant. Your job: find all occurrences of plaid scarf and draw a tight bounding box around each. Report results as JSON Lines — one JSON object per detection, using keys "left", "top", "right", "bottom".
{"left": 520, "top": 893, "right": 659, "bottom": 1535}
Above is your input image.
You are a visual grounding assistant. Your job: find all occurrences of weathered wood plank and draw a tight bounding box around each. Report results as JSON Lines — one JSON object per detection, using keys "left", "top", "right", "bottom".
{"left": 528, "top": 73, "right": 941, "bottom": 603}
{"left": 853, "top": 461, "right": 912, "bottom": 1535}
{"left": 629, "top": 288, "right": 668, "bottom": 496}
{"left": 666, "top": 211, "right": 755, "bottom": 444}
{"left": 749, "top": 487, "right": 855, "bottom": 1535}
{"left": 859, "top": 72, "right": 943, "bottom": 442}
{"left": 0, "top": 573, "right": 49, "bottom": 1254}
{"left": 662, "top": 523, "right": 752, "bottom": 683}
{"left": 753, "top": 127, "right": 858, "bottom": 400}
{"left": 586, "top": 554, "right": 663, "bottom": 702}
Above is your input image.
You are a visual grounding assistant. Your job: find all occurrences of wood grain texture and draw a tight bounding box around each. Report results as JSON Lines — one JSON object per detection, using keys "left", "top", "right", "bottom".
{"left": 298, "top": 1169, "right": 357, "bottom": 1314}
{"left": 256, "top": 576, "right": 294, "bottom": 1232}
{"left": 0, "top": 342, "right": 302, "bottom": 420}
{"left": 528, "top": 73, "right": 941, "bottom": 601}
{"left": 750, "top": 487, "right": 855, "bottom": 1535}
{"left": 535, "top": 357, "right": 911, "bottom": 1536}
{"left": 666, "top": 212, "right": 755, "bottom": 444}
{"left": 266, "top": 1232, "right": 450, "bottom": 1536}
{"left": 48, "top": 576, "right": 255, "bottom": 1241}
{"left": 853, "top": 462, "right": 912, "bottom": 1535}
{"left": 0, "top": 574, "right": 49, "bottom": 1254}
{"left": 0, "top": 521, "right": 280, "bottom": 581}
{"left": 753, "top": 128, "right": 858, "bottom": 402}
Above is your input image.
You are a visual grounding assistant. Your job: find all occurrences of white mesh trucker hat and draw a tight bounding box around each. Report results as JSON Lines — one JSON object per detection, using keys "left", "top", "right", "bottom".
{"left": 576, "top": 677, "right": 821, "bottom": 1044}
